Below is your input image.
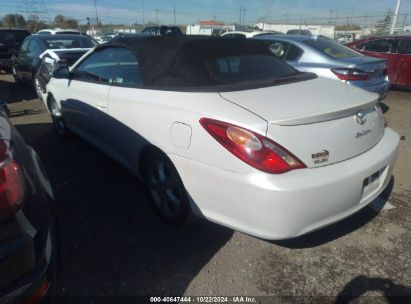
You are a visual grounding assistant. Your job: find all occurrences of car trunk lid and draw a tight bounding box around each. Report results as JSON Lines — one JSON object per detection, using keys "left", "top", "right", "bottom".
{"left": 219, "top": 77, "right": 384, "bottom": 168}
{"left": 339, "top": 56, "right": 387, "bottom": 84}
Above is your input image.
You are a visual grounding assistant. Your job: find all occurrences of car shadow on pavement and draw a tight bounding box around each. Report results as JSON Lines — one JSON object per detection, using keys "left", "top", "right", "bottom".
{"left": 15, "top": 123, "right": 234, "bottom": 296}
{"left": 335, "top": 275, "right": 411, "bottom": 304}
{"left": 273, "top": 177, "right": 395, "bottom": 249}
{"left": 0, "top": 78, "right": 37, "bottom": 104}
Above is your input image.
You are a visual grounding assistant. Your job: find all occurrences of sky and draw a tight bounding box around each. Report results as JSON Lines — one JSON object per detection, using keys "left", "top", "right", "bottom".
{"left": 1, "top": 0, "right": 411, "bottom": 25}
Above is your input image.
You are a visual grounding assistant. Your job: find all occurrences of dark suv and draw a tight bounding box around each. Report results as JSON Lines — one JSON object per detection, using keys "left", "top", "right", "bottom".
{"left": 0, "top": 29, "right": 30, "bottom": 73}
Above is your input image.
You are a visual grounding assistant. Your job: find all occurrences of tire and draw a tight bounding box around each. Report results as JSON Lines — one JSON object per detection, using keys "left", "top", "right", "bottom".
{"left": 34, "top": 75, "right": 44, "bottom": 102}
{"left": 12, "top": 66, "right": 21, "bottom": 85}
{"left": 145, "top": 152, "right": 192, "bottom": 227}
{"left": 49, "top": 96, "right": 70, "bottom": 139}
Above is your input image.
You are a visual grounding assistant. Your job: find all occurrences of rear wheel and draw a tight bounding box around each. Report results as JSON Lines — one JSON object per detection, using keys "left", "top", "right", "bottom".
{"left": 49, "top": 96, "right": 70, "bottom": 138}
{"left": 145, "top": 152, "right": 192, "bottom": 227}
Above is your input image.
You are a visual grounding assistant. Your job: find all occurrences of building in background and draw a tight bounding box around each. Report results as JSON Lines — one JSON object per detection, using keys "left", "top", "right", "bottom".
{"left": 254, "top": 23, "right": 335, "bottom": 38}
{"left": 186, "top": 20, "right": 235, "bottom": 35}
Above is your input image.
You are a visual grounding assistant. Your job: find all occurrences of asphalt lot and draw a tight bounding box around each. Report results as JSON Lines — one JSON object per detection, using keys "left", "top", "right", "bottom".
{"left": 0, "top": 73, "right": 410, "bottom": 303}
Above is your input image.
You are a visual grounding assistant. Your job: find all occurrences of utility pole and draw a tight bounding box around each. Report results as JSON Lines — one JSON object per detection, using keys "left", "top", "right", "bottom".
{"left": 239, "top": 6, "right": 242, "bottom": 25}
{"left": 142, "top": 0, "right": 145, "bottom": 25}
{"left": 156, "top": 9, "right": 159, "bottom": 25}
{"left": 243, "top": 6, "right": 246, "bottom": 26}
{"left": 94, "top": 0, "right": 99, "bottom": 26}
{"left": 390, "top": 0, "right": 401, "bottom": 34}
{"left": 173, "top": 6, "right": 176, "bottom": 25}
{"left": 402, "top": 14, "right": 407, "bottom": 32}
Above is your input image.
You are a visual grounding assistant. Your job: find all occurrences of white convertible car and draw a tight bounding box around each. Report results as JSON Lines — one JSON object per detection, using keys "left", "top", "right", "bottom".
{"left": 45, "top": 36, "right": 399, "bottom": 240}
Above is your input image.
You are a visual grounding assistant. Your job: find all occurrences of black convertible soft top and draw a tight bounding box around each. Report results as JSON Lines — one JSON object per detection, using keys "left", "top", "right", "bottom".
{"left": 101, "top": 35, "right": 315, "bottom": 91}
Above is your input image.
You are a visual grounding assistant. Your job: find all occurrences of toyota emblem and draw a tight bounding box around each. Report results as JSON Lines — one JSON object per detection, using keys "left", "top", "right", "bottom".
{"left": 355, "top": 111, "right": 367, "bottom": 125}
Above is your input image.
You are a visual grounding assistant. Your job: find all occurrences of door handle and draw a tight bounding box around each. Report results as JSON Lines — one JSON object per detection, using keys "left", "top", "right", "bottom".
{"left": 96, "top": 103, "right": 107, "bottom": 109}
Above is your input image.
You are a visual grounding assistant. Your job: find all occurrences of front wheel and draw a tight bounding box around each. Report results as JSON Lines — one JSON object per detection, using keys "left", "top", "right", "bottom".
{"left": 12, "top": 66, "right": 21, "bottom": 85}
{"left": 34, "top": 75, "right": 44, "bottom": 102}
{"left": 145, "top": 153, "right": 192, "bottom": 227}
{"left": 49, "top": 96, "right": 70, "bottom": 139}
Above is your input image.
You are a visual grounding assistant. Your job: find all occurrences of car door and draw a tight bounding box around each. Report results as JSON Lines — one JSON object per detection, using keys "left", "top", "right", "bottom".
{"left": 394, "top": 38, "right": 411, "bottom": 88}
{"left": 20, "top": 38, "right": 41, "bottom": 82}
{"left": 61, "top": 48, "right": 121, "bottom": 147}
{"left": 104, "top": 47, "right": 145, "bottom": 170}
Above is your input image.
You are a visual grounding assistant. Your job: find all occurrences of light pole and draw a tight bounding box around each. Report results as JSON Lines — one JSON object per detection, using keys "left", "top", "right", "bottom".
{"left": 390, "top": 0, "right": 401, "bottom": 34}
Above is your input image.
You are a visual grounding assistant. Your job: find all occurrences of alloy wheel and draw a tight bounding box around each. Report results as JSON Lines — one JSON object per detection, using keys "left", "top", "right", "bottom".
{"left": 147, "top": 159, "right": 183, "bottom": 218}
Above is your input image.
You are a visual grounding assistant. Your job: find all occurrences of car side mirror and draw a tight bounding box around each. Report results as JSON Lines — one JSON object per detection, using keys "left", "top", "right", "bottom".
{"left": 53, "top": 66, "right": 71, "bottom": 79}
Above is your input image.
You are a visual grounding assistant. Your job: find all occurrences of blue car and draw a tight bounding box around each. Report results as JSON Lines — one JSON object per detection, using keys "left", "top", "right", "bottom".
{"left": 254, "top": 35, "right": 390, "bottom": 100}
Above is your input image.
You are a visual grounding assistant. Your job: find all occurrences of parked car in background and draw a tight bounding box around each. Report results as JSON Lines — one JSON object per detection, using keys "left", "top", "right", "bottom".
{"left": 0, "top": 106, "right": 58, "bottom": 303}
{"left": 221, "top": 30, "right": 280, "bottom": 39}
{"left": 44, "top": 36, "right": 398, "bottom": 240}
{"left": 142, "top": 26, "right": 182, "bottom": 36}
{"left": 286, "top": 29, "right": 312, "bottom": 36}
{"left": 0, "top": 29, "right": 30, "bottom": 73}
{"left": 346, "top": 36, "right": 411, "bottom": 89}
{"left": 255, "top": 35, "right": 390, "bottom": 99}
{"left": 35, "top": 47, "right": 92, "bottom": 102}
{"left": 37, "top": 28, "right": 80, "bottom": 35}
{"left": 11, "top": 34, "right": 97, "bottom": 90}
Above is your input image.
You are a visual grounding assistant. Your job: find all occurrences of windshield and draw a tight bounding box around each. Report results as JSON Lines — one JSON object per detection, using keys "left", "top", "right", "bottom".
{"left": 304, "top": 38, "right": 361, "bottom": 59}
{"left": 44, "top": 36, "right": 97, "bottom": 49}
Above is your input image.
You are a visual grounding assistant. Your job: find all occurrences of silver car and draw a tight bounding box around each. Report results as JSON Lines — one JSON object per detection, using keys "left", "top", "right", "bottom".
{"left": 254, "top": 35, "right": 390, "bottom": 99}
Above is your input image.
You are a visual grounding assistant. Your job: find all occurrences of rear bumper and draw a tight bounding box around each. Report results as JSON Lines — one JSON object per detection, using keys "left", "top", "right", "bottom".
{"left": 348, "top": 79, "right": 390, "bottom": 100}
{"left": 170, "top": 128, "right": 400, "bottom": 240}
{"left": 0, "top": 213, "right": 53, "bottom": 300}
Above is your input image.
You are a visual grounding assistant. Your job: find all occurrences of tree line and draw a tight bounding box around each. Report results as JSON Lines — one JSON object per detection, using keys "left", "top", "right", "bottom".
{"left": 0, "top": 14, "right": 79, "bottom": 33}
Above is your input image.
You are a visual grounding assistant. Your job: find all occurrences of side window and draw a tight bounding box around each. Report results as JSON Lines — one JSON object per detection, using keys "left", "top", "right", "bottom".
{"left": 74, "top": 48, "right": 125, "bottom": 84}
{"left": 353, "top": 43, "right": 365, "bottom": 51}
{"left": 111, "top": 48, "right": 142, "bottom": 86}
{"left": 28, "top": 40, "right": 40, "bottom": 55}
{"left": 266, "top": 41, "right": 290, "bottom": 59}
{"left": 223, "top": 34, "right": 246, "bottom": 39}
{"left": 397, "top": 39, "right": 411, "bottom": 55}
{"left": 73, "top": 48, "right": 141, "bottom": 85}
{"left": 363, "top": 39, "right": 393, "bottom": 53}
{"left": 285, "top": 44, "right": 303, "bottom": 61}
{"left": 20, "top": 38, "right": 31, "bottom": 54}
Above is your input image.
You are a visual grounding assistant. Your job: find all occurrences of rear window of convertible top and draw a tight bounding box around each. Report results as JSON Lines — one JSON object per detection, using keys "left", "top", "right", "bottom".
{"left": 145, "top": 39, "right": 301, "bottom": 88}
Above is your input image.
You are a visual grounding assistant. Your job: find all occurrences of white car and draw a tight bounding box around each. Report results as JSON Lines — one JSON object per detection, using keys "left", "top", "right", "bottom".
{"left": 37, "top": 28, "right": 81, "bottom": 35}
{"left": 221, "top": 30, "right": 280, "bottom": 39}
{"left": 45, "top": 36, "right": 399, "bottom": 240}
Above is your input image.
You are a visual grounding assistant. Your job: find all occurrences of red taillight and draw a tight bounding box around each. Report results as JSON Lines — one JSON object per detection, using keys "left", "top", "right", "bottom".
{"left": 331, "top": 68, "right": 369, "bottom": 81}
{"left": 0, "top": 141, "right": 24, "bottom": 221}
{"left": 23, "top": 281, "right": 50, "bottom": 304}
{"left": 200, "top": 118, "right": 306, "bottom": 174}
